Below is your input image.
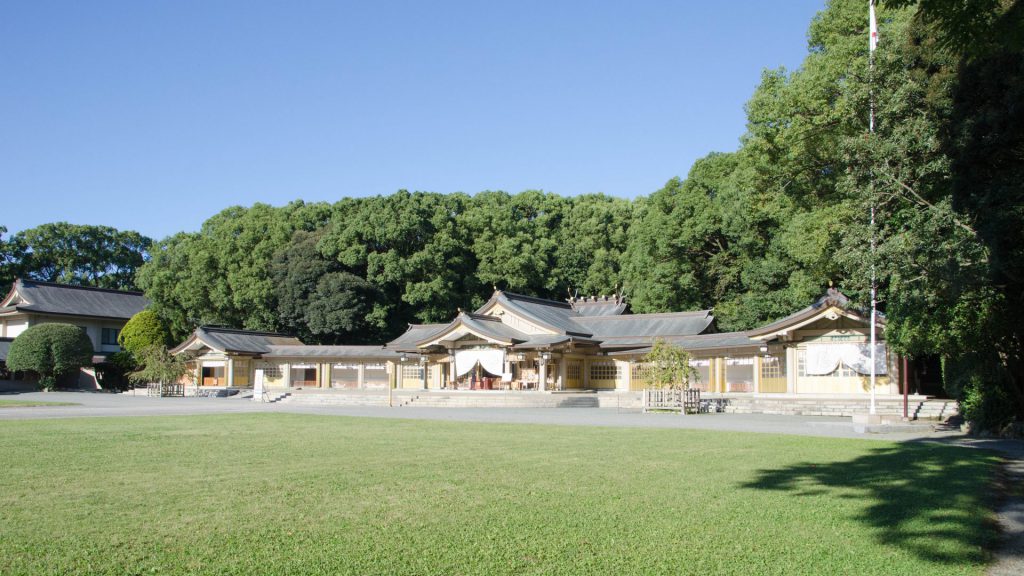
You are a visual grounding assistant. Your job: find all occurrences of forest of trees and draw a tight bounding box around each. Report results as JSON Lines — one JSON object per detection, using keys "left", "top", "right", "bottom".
{"left": 1, "top": 0, "right": 1020, "bottom": 430}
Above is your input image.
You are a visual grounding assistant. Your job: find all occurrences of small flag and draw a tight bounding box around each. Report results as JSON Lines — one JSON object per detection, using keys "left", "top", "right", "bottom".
{"left": 869, "top": 0, "right": 879, "bottom": 52}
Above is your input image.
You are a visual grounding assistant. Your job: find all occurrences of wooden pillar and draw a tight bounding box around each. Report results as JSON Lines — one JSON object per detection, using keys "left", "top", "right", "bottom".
{"left": 538, "top": 359, "right": 547, "bottom": 392}
{"left": 226, "top": 357, "right": 234, "bottom": 388}
{"left": 753, "top": 356, "right": 761, "bottom": 394}
{"left": 558, "top": 358, "right": 567, "bottom": 391}
{"left": 357, "top": 363, "right": 365, "bottom": 389}
{"left": 421, "top": 359, "right": 428, "bottom": 390}
{"left": 786, "top": 347, "right": 798, "bottom": 394}
{"left": 583, "top": 359, "right": 591, "bottom": 389}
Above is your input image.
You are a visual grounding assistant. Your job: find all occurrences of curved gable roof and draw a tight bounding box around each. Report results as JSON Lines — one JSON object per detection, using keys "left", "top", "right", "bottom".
{"left": 414, "top": 313, "right": 531, "bottom": 347}
{"left": 746, "top": 288, "right": 881, "bottom": 339}
{"left": 386, "top": 323, "right": 448, "bottom": 350}
{"left": 476, "top": 291, "right": 593, "bottom": 336}
{"left": 171, "top": 327, "right": 303, "bottom": 355}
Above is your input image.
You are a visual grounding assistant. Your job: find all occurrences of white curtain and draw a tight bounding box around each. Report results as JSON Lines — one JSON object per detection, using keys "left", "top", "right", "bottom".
{"left": 454, "top": 349, "right": 506, "bottom": 378}
{"left": 805, "top": 345, "right": 843, "bottom": 375}
{"left": 842, "top": 343, "right": 888, "bottom": 375}
{"left": 805, "top": 344, "right": 888, "bottom": 376}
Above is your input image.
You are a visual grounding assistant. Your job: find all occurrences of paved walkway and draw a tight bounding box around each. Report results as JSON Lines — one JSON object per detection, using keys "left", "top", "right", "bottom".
{"left": 0, "top": 391, "right": 957, "bottom": 441}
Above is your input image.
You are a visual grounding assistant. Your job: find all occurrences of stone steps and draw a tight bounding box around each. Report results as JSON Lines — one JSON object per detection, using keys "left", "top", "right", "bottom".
{"left": 401, "top": 393, "right": 599, "bottom": 408}
{"left": 719, "top": 397, "right": 957, "bottom": 419}
{"left": 280, "top": 393, "right": 388, "bottom": 406}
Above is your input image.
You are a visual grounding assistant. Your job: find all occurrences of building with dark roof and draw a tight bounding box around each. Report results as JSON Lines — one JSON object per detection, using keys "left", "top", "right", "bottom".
{"left": 170, "top": 287, "right": 900, "bottom": 399}
{"left": 0, "top": 279, "right": 151, "bottom": 388}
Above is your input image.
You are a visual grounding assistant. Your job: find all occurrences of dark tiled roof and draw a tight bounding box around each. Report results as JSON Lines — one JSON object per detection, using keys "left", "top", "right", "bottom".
{"left": 1, "top": 279, "right": 148, "bottom": 320}
{"left": 487, "top": 292, "right": 593, "bottom": 336}
{"left": 412, "top": 313, "right": 531, "bottom": 347}
{"left": 264, "top": 345, "right": 407, "bottom": 359}
{"left": 510, "top": 334, "right": 602, "bottom": 349}
{"left": 606, "top": 331, "right": 761, "bottom": 355}
{"left": 577, "top": 310, "right": 714, "bottom": 340}
{"left": 568, "top": 295, "right": 629, "bottom": 316}
{"left": 386, "top": 323, "right": 448, "bottom": 350}
{"left": 0, "top": 337, "right": 12, "bottom": 362}
{"left": 171, "top": 327, "right": 303, "bottom": 355}
{"left": 745, "top": 287, "right": 880, "bottom": 338}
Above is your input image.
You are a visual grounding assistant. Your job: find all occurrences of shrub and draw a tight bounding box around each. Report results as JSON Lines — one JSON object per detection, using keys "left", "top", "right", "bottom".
{"left": 642, "top": 338, "right": 697, "bottom": 389}
{"left": 118, "top": 310, "right": 172, "bottom": 357}
{"left": 6, "top": 324, "right": 94, "bottom": 390}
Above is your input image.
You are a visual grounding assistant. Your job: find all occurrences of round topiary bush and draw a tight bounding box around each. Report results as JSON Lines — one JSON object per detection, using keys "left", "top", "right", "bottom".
{"left": 118, "top": 310, "right": 172, "bottom": 357}
{"left": 6, "top": 323, "right": 95, "bottom": 390}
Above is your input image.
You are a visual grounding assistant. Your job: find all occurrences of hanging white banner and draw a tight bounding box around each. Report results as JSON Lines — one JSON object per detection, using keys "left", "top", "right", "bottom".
{"left": 454, "top": 349, "right": 506, "bottom": 377}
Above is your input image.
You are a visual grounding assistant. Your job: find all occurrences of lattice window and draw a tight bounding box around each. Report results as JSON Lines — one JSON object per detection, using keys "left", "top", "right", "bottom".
{"left": 567, "top": 362, "right": 582, "bottom": 380}
{"left": 761, "top": 356, "right": 784, "bottom": 380}
{"left": 590, "top": 362, "right": 621, "bottom": 381}
{"left": 402, "top": 365, "right": 423, "bottom": 379}
{"left": 261, "top": 364, "right": 283, "bottom": 379}
{"left": 631, "top": 362, "right": 652, "bottom": 383}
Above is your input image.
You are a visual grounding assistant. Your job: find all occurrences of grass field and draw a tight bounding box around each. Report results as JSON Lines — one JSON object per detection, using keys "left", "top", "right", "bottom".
{"left": 0, "top": 399, "right": 77, "bottom": 407}
{"left": 0, "top": 414, "right": 1001, "bottom": 575}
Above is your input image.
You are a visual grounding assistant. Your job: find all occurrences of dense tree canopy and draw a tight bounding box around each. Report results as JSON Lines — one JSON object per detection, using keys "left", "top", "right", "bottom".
{"left": 5, "top": 0, "right": 1018, "bottom": 430}
{"left": 3, "top": 223, "right": 151, "bottom": 290}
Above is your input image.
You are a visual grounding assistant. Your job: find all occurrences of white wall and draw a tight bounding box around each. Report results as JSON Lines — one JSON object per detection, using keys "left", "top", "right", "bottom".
{"left": 2, "top": 318, "right": 29, "bottom": 338}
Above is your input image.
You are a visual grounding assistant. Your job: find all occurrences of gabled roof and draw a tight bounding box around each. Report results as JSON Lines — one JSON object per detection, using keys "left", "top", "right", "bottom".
{"left": 171, "top": 327, "right": 303, "bottom": 355}
{"left": 386, "top": 322, "right": 448, "bottom": 350}
{"left": 415, "top": 313, "right": 532, "bottom": 348}
{"left": 476, "top": 291, "right": 593, "bottom": 336}
{"left": 577, "top": 310, "right": 714, "bottom": 341}
{"left": 745, "top": 287, "right": 882, "bottom": 339}
{"left": 0, "top": 279, "right": 148, "bottom": 321}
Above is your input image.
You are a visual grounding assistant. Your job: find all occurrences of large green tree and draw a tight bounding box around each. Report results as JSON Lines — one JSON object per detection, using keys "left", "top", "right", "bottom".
{"left": 7, "top": 223, "right": 151, "bottom": 290}
{"left": 272, "top": 230, "right": 382, "bottom": 344}
{"left": 136, "top": 201, "right": 331, "bottom": 338}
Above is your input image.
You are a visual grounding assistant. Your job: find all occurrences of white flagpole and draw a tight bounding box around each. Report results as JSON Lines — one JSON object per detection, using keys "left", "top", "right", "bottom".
{"left": 868, "top": 0, "right": 879, "bottom": 415}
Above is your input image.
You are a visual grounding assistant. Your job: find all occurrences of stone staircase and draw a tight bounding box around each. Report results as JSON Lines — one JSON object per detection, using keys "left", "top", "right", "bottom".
{"left": 717, "top": 395, "right": 958, "bottom": 420}
{"left": 279, "top": 391, "right": 389, "bottom": 406}
{"left": 400, "top": 392, "right": 600, "bottom": 408}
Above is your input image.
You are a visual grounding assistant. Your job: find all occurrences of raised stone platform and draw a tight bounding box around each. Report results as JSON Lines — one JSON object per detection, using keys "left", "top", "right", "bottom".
{"left": 272, "top": 389, "right": 957, "bottom": 420}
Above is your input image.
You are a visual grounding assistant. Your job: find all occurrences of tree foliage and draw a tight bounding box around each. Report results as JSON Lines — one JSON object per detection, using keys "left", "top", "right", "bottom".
{"left": 121, "top": 0, "right": 1023, "bottom": 430}
{"left": 5, "top": 223, "right": 151, "bottom": 290}
{"left": 128, "top": 346, "right": 194, "bottom": 388}
{"left": 6, "top": 323, "right": 94, "bottom": 390}
{"left": 642, "top": 338, "right": 697, "bottom": 390}
{"left": 118, "top": 310, "right": 173, "bottom": 357}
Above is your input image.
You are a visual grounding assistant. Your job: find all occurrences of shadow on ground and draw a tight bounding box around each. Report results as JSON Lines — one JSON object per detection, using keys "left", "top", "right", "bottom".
{"left": 741, "top": 441, "right": 1002, "bottom": 567}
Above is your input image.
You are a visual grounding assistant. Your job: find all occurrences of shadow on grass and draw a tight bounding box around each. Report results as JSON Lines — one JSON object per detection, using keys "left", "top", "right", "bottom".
{"left": 740, "top": 441, "right": 1000, "bottom": 567}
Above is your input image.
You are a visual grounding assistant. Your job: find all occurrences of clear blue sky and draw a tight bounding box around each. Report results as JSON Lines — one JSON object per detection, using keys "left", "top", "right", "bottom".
{"left": 1, "top": 0, "right": 824, "bottom": 241}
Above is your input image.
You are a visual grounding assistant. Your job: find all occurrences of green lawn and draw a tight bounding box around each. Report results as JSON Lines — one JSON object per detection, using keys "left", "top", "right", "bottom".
{"left": 0, "top": 399, "right": 78, "bottom": 407}
{"left": 0, "top": 414, "right": 1000, "bottom": 575}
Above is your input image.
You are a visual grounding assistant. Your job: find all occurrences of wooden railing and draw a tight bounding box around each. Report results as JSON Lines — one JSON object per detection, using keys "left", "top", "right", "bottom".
{"left": 643, "top": 388, "right": 701, "bottom": 414}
